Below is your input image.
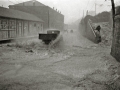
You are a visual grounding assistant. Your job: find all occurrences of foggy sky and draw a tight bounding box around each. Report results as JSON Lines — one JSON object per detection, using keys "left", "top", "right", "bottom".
{"left": 0, "top": 0, "right": 120, "bottom": 24}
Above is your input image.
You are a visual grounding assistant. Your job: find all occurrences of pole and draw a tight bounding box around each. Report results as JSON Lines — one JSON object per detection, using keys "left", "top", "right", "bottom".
{"left": 110, "top": 0, "right": 115, "bottom": 55}
{"left": 111, "top": 0, "right": 115, "bottom": 36}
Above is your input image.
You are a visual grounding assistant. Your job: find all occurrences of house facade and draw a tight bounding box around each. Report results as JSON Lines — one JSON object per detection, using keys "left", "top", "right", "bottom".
{"left": 9, "top": 0, "right": 64, "bottom": 31}
{"left": 0, "top": 7, "right": 43, "bottom": 40}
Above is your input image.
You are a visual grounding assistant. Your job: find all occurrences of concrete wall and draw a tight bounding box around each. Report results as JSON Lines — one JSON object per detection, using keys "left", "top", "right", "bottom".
{"left": 111, "top": 15, "right": 120, "bottom": 62}
{"left": 86, "top": 20, "right": 96, "bottom": 43}
{"left": 80, "top": 19, "right": 101, "bottom": 43}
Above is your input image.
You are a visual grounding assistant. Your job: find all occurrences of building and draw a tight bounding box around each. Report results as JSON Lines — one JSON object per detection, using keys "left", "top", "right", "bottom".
{"left": 88, "top": 11, "right": 95, "bottom": 16}
{"left": 9, "top": 0, "right": 64, "bottom": 31}
{"left": 0, "top": 6, "right": 43, "bottom": 40}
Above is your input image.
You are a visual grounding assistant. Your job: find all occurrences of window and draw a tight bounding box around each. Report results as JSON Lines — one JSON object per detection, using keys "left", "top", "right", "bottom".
{"left": 1, "top": 19, "right": 8, "bottom": 29}
{"left": 0, "top": 19, "right": 16, "bottom": 30}
{"left": 9, "top": 20, "right": 16, "bottom": 29}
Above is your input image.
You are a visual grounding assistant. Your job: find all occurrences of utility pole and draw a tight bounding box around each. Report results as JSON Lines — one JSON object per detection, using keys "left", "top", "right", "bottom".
{"left": 104, "top": 0, "right": 115, "bottom": 36}
{"left": 109, "top": 0, "right": 115, "bottom": 55}
{"left": 111, "top": 0, "right": 115, "bottom": 16}
{"left": 110, "top": 0, "right": 115, "bottom": 36}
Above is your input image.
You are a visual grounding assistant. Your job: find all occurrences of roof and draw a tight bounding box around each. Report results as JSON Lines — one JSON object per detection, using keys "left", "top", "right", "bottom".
{"left": 10, "top": 0, "right": 46, "bottom": 6}
{"left": 0, "top": 7, "right": 44, "bottom": 22}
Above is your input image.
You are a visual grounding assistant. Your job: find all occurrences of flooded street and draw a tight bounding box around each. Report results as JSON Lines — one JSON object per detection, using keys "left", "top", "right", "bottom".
{"left": 0, "top": 29, "right": 119, "bottom": 90}
{"left": 0, "top": 0, "right": 120, "bottom": 89}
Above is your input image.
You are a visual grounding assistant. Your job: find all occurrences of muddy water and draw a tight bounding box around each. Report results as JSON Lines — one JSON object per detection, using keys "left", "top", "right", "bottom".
{"left": 57, "top": 29, "right": 96, "bottom": 50}
{"left": 0, "top": 29, "right": 115, "bottom": 90}
{"left": 48, "top": 29, "right": 103, "bottom": 78}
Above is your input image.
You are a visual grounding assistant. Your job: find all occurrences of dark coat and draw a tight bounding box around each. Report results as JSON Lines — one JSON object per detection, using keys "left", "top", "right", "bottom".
{"left": 96, "top": 25, "right": 101, "bottom": 32}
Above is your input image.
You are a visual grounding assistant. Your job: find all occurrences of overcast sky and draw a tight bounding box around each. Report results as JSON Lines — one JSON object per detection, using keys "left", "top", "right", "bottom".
{"left": 0, "top": 0, "right": 120, "bottom": 24}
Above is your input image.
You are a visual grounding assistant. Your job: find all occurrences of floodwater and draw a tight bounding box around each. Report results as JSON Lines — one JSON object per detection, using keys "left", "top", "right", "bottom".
{"left": 0, "top": 28, "right": 118, "bottom": 90}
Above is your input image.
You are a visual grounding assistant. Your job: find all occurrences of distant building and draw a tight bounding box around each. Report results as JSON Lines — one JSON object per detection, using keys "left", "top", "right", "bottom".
{"left": 88, "top": 11, "right": 95, "bottom": 16}
{"left": 9, "top": 0, "right": 64, "bottom": 31}
{"left": 0, "top": 6, "right": 43, "bottom": 40}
